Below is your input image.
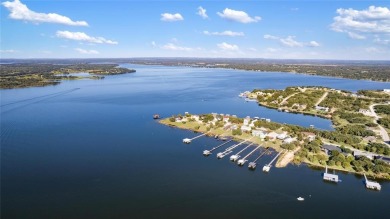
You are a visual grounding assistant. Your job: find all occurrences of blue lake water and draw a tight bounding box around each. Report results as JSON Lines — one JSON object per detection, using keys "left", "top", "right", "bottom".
{"left": 1, "top": 64, "right": 390, "bottom": 218}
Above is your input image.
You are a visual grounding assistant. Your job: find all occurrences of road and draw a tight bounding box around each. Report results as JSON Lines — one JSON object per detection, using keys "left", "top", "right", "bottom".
{"left": 281, "top": 92, "right": 299, "bottom": 105}
{"left": 369, "top": 103, "right": 390, "bottom": 145}
{"left": 315, "top": 91, "right": 328, "bottom": 106}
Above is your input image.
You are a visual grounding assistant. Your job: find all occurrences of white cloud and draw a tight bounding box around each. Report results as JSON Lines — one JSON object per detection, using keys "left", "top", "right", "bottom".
{"left": 151, "top": 41, "right": 157, "bottom": 47}
{"left": 161, "top": 13, "right": 184, "bottom": 22}
{"left": 0, "top": 49, "right": 18, "bottom": 53}
{"left": 2, "top": 0, "right": 88, "bottom": 26}
{"left": 264, "top": 34, "right": 320, "bottom": 47}
{"left": 75, "top": 48, "right": 99, "bottom": 55}
{"left": 161, "top": 43, "right": 193, "bottom": 51}
{"left": 217, "top": 8, "right": 261, "bottom": 23}
{"left": 347, "top": 32, "right": 366, "bottom": 39}
{"left": 374, "top": 36, "right": 390, "bottom": 45}
{"left": 331, "top": 6, "right": 390, "bottom": 38}
{"left": 307, "top": 41, "right": 320, "bottom": 47}
{"left": 217, "top": 42, "right": 239, "bottom": 51}
{"left": 197, "top": 6, "right": 208, "bottom": 19}
{"left": 56, "top": 31, "right": 118, "bottom": 45}
{"left": 203, "top": 30, "right": 244, "bottom": 37}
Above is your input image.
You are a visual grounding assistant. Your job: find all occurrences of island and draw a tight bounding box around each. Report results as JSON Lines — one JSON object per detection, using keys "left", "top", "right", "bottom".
{"left": 159, "top": 87, "right": 390, "bottom": 180}
{"left": 0, "top": 63, "right": 136, "bottom": 89}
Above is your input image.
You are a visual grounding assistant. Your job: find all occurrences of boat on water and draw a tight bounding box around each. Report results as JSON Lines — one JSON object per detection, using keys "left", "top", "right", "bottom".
{"left": 153, "top": 114, "right": 160, "bottom": 119}
{"left": 297, "top": 197, "right": 304, "bottom": 201}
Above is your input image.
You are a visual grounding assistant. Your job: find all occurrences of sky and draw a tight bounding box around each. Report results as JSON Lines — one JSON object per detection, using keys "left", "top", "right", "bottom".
{"left": 1, "top": 0, "right": 389, "bottom": 60}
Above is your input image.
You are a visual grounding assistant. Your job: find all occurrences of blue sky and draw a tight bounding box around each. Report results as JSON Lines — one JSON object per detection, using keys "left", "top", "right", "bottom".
{"left": 1, "top": 0, "right": 389, "bottom": 60}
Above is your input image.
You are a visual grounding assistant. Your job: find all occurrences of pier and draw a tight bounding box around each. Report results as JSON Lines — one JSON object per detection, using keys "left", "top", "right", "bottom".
{"left": 237, "top": 145, "right": 261, "bottom": 166}
{"left": 323, "top": 166, "right": 339, "bottom": 183}
{"left": 364, "top": 174, "right": 381, "bottom": 191}
{"left": 216, "top": 137, "right": 254, "bottom": 159}
{"left": 183, "top": 133, "right": 207, "bottom": 144}
{"left": 263, "top": 150, "right": 283, "bottom": 172}
{"left": 230, "top": 142, "right": 256, "bottom": 162}
{"left": 248, "top": 148, "right": 269, "bottom": 170}
{"left": 203, "top": 139, "right": 233, "bottom": 156}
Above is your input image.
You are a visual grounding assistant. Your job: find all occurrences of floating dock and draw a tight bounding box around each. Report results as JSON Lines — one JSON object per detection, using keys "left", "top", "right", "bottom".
{"left": 216, "top": 137, "right": 253, "bottom": 159}
{"left": 263, "top": 150, "right": 283, "bottom": 172}
{"left": 237, "top": 145, "right": 261, "bottom": 166}
{"left": 183, "top": 133, "right": 207, "bottom": 144}
{"left": 323, "top": 166, "right": 339, "bottom": 183}
{"left": 203, "top": 139, "right": 233, "bottom": 156}
{"left": 364, "top": 174, "right": 381, "bottom": 191}
{"left": 230, "top": 142, "right": 255, "bottom": 162}
{"left": 248, "top": 148, "right": 269, "bottom": 170}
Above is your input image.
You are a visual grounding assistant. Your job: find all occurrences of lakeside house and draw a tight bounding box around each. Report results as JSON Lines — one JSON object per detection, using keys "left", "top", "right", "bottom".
{"left": 243, "top": 116, "right": 251, "bottom": 126}
{"left": 315, "top": 106, "right": 329, "bottom": 112}
{"left": 267, "top": 132, "right": 278, "bottom": 140}
{"left": 283, "top": 137, "right": 296, "bottom": 144}
{"left": 321, "top": 144, "right": 342, "bottom": 155}
{"left": 277, "top": 132, "right": 288, "bottom": 140}
{"left": 241, "top": 125, "right": 252, "bottom": 132}
{"left": 252, "top": 129, "right": 267, "bottom": 139}
{"left": 302, "top": 132, "right": 316, "bottom": 141}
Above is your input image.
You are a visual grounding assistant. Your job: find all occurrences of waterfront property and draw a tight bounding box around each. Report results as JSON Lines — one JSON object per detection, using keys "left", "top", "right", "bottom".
{"left": 364, "top": 174, "right": 381, "bottom": 190}
{"left": 323, "top": 166, "right": 339, "bottom": 183}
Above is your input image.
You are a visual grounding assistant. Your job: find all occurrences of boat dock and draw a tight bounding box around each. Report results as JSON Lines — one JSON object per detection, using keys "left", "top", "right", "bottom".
{"left": 364, "top": 174, "right": 381, "bottom": 191}
{"left": 230, "top": 142, "right": 256, "bottom": 162}
{"left": 216, "top": 137, "right": 253, "bottom": 159}
{"left": 323, "top": 166, "right": 339, "bottom": 183}
{"left": 183, "top": 133, "right": 208, "bottom": 144}
{"left": 237, "top": 145, "right": 261, "bottom": 166}
{"left": 203, "top": 139, "right": 233, "bottom": 156}
{"left": 248, "top": 148, "right": 269, "bottom": 170}
{"left": 263, "top": 150, "right": 283, "bottom": 172}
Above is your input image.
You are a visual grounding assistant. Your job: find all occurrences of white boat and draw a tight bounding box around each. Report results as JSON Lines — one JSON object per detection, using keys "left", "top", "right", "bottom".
{"left": 297, "top": 197, "right": 304, "bottom": 201}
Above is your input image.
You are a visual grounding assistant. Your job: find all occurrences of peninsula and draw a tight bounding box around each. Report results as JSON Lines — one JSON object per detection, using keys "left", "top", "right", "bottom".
{"left": 0, "top": 63, "right": 136, "bottom": 89}
{"left": 160, "top": 87, "right": 390, "bottom": 180}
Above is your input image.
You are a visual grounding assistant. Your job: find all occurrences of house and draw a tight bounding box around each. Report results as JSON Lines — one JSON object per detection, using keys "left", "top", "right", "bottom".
{"left": 243, "top": 116, "right": 251, "bottom": 126}
{"left": 252, "top": 130, "right": 267, "bottom": 139}
{"left": 277, "top": 132, "right": 288, "bottom": 140}
{"left": 223, "top": 123, "right": 232, "bottom": 130}
{"left": 249, "top": 119, "right": 258, "bottom": 127}
{"left": 223, "top": 116, "right": 230, "bottom": 123}
{"left": 315, "top": 106, "right": 329, "bottom": 112}
{"left": 267, "top": 132, "right": 278, "bottom": 140}
{"left": 241, "top": 125, "right": 252, "bottom": 132}
{"left": 353, "top": 151, "right": 374, "bottom": 160}
{"left": 191, "top": 115, "right": 200, "bottom": 121}
{"left": 302, "top": 132, "right": 316, "bottom": 141}
{"left": 283, "top": 137, "right": 296, "bottom": 144}
{"left": 375, "top": 156, "right": 390, "bottom": 165}
{"left": 321, "top": 144, "right": 342, "bottom": 155}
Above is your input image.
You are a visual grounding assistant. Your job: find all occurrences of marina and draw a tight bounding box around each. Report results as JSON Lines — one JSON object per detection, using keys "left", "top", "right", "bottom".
{"left": 203, "top": 139, "right": 233, "bottom": 156}
{"left": 248, "top": 148, "right": 270, "bottom": 170}
{"left": 364, "top": 174, "right": 381, "bottom": 191}
{"left": 183, "top": 133, "right": 208, "bottom": 144}
{"left": 263, "top": 150, "right": 283, "bottom": 172}
{"left": 230, "top": 142, "right": 256, "bottom": 162}
{"left": 216, "top": 137, "right": 254, "bottom": 159}
{"left": 237, "top": 145, "right": 262, "bottom": 166}
{"left": 323, "top": 166, "right": 339, "bottom": 183}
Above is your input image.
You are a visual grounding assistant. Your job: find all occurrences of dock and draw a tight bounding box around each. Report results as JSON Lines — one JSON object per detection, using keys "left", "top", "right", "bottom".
{"left": 323, "top": 166, "right": 339, "bottom": 183}
{"left": 203, "top": 139, "right": 233, "bottom": 156}
{"left": 216, "top": 137, "right": 254, "bottom": 159}
{"left": 183, "top": 132, "right": 207, "bottom": 144}
{"left": 237, "top": 145, "right": 261, "bottom": 166}
{"left": 263, "top": 150, "right": 283, "bottom": 172}
{"left": 248, "top": 148, "right": 269, "bottom": 170}
{"left": 364, "top": 174, "right": 381, "bottom": 191}
{"left": 230, "top": 142, "right": 256, "bottom": 162}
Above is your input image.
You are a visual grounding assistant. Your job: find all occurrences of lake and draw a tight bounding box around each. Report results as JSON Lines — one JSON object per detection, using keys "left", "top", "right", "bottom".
{"left": 1, "top": 64, "right": 389, "bottom": 219}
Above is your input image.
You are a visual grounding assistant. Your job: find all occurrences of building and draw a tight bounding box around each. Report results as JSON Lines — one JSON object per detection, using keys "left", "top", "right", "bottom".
{"left": 252, "top": 130, "right": 267, "bottom": 139}
{"left": 283, "top": 137, "right": 296, "bottom": 144}
{"left": 241, "top": 125, "right": 252, "bottom": 132}
{"left": 243, "top": 116, "right": 251, "bottom": 126}
{"left": 321, "top": 144, "right": 342, "bottom": 155}
{"left": 277, "top": 132, "right": 287, "bottom": 140}
{"left": 384, "top": 89, "right": 390, "bottom": 93}
{"left": 267, "top": 132, "right": 278, "bottom": 140}
{"left": 315, "top": 106, "right": 329, "bottom": 112}
{"left": 302, "top": 132, "right": 316, "bottom": 141}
